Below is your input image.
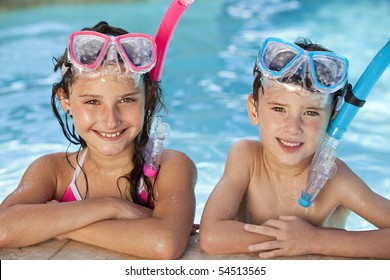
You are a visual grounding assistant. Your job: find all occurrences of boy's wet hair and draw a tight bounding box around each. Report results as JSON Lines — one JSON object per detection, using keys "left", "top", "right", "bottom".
{"left": 51, "top": 21, "right": 165, "bottom": 207}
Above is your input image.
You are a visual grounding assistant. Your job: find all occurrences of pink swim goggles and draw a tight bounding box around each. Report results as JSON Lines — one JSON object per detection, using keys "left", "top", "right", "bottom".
{"left": 65, "top": 31, "right": 157, "bottom": 76}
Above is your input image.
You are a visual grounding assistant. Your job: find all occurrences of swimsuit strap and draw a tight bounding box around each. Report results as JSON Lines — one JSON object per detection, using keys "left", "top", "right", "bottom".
{"left": 72, "top": 148, "right": 88, "bottom": 182}
{"left": 138, "top": 177, "right": 154, "bottom": 209}
{"left": 61, "top": 148, "right": 88, "bottom": 202}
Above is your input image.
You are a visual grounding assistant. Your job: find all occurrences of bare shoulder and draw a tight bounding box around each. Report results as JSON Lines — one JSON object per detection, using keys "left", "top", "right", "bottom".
{"left": 1, "top": 152, "right": 76, "bottom": 206}
{"left": 214, "top": 140, "right": 261, "bottom": 196}
{"left": 27, "top": 152, "right": 76, "bottom": 176}
{"left": 332, "top": 158, "right": 363, "bottom": 186}
{"left": 158, "top": 149, "right": 197, "bottom": 189}
{"left": 329, "top": 157, "right": 373, "bottom": 204}
{"left": 230, "top": 139, "right": 262, "bottom": 154}
{"left": 161, "top": 149, "right": 196, "bottom": 173}
{"left": 226, "top": 139, "right": 262, "bottom": 174}
{"left": 161, "top": 149, "right": 195, "bottom": 164}
{"left": 201, "top": 141, "right": 258, "bottom": 223}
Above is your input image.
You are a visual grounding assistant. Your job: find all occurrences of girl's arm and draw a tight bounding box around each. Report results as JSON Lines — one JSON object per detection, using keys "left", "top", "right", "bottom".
{"left": 0, "top": 154, "right": 128, "bottom": 248}
{"left": 200, "top": 140, "right": 273, "bottom": 255}
{"left": 54, "top": 150, "right": 197, "bottom": 260}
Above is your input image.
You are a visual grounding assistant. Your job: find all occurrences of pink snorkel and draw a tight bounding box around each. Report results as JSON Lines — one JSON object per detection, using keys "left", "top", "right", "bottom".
{"left": 143, "top": 0, "right": 194, "bottom": 177}
{"left": 150, "top": 0, "right": 194, "bottom": 82}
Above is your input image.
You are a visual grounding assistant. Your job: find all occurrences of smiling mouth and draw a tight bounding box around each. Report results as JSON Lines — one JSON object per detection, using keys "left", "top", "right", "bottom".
{"left": 277, "top": 138, "right": 303, "bottom": 152}
{"left": 280, "top": 139, "right": 301, "bottom": 147}
{"left": 95, "top": 129, "right": 126, "bottom": 139}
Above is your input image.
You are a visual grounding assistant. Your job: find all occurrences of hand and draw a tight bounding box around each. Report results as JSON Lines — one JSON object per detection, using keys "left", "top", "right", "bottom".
{"left": 46, "top": 200, "right": 60, "bottom": 204}
{"left": 244, "top": 215, "right": 318, "bottom": 258}
{"left": 112, "top": 198, "right": 153, "bottom": 220}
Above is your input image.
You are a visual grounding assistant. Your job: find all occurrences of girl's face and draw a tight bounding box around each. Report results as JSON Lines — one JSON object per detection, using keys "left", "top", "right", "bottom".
{"left": 63, "top": 75, "right": 145, "bottom": 157}
{"left": 248, "top": 83, "right": 333, "bottom": 167}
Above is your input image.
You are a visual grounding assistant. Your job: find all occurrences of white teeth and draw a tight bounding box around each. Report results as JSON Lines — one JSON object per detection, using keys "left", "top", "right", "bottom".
{"left": 100, "top": 131, "right": 121, "bottom": 138}
{"left": 280, "top": 139, "right": 300, "bottom": 147}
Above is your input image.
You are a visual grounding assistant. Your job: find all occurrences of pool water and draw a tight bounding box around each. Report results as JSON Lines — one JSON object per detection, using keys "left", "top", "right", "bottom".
{"left": 0, "top": 0, "right": 389, "bottom": 230}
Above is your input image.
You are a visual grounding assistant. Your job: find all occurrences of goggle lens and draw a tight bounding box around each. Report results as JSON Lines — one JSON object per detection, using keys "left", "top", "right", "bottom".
{"left": 71, "top": 35, "right": 106, "bottom": 67}
{"left": 260, "top": 41, "right": 301, "bottom": 72}
{"left": 312, "top": 54, "right": 347, "bottom": 87}
{"left": 119, "top": 37, "right": 155, "bottom": 69}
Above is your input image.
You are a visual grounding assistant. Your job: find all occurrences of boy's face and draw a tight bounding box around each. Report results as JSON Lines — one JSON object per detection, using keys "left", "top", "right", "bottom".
{"left": 247, "top": 83, "right": 333, "bottom": 167}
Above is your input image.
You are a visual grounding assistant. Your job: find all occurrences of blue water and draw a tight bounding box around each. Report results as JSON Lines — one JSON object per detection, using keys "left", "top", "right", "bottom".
{"left": 0, "top": 0, "right": 389, "bottom": 230}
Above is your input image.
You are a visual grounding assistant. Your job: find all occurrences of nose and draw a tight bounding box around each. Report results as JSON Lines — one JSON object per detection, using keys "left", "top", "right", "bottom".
{"left": 102, "top": 104, "right": 121, "bottom": 129}
{"left": 284, "top": 114, "right": 303, "bottom": 135}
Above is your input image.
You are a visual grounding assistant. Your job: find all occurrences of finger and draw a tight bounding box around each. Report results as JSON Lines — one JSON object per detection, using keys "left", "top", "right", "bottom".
{"left": 46, "top": 200, "right": 60, "bottom": 204}
{"left": 259, "top": 248, "right": 284, "bottom": 259}
{"left": 243, "top": 223, "right": 260, "bottom": 233}
{"left": 262, "top": 219, "right": 286, "bottom": 229}
{"left": 248, "top": 240, "right": 281, "bottom": 252}
{"left": 244, "top": 224, "right": 280, "bottom": 237}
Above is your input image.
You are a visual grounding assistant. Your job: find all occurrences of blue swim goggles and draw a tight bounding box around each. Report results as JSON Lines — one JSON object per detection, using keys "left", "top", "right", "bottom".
{"left": 254, "top": 37, "right": 349, "bottom": 94}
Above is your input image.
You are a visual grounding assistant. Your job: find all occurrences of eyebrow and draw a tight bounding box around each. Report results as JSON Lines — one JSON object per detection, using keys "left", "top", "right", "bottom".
{"left": 305, "top": 105, "right": 326, "bottom": 111}
{"left": 78, "top": 91, "right": 140, "bottom": 98}
{"left": 267, "top": 101, "right": 325, "bottom": 111}
{"left": 267, "top": 101, "right": 287, "bottom": 107}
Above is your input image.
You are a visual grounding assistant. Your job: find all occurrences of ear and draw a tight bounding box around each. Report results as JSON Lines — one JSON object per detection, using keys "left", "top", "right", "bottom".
{"left": 247, "top": 94, "right": 259, "bottom": 126}
{"left": 57, "top": 88, "right": 71, "bottom": 115}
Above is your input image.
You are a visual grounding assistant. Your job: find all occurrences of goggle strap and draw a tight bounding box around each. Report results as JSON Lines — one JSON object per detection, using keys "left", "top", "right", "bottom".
{"left": 344, "top": 84, "right": 366, "bottom": 108}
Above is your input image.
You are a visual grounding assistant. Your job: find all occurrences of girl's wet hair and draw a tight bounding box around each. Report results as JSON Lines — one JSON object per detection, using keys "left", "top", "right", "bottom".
{"left": 252, "top": 37, "right": 345, "bottom": 112}
{"left": 51, "top": 21, "right": 165, "bottom": 207}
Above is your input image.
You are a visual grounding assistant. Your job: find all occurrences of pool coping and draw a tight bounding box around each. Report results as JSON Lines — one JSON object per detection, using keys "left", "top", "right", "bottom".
{"left": 0, "top": 233, "right": 362, "bottom": 260}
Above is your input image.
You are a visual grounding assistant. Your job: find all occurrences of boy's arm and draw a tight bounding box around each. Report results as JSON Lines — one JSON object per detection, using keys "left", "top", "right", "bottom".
{"left": 315, "top": 227, "right": 390, "bottom": 259}
{"left": 200, "top": 140, "right": 273, "bottom": 255}
{"left": 245, "top": 160, "right": 390, "bottom": 259}
{"left": 325, "top": 159, "right": 390, "bottom": 258}
{"left": 334, "top": 159, "right": 390, "bottom": 229}
{"left": 245, "top": 216, "right": 390, "bottom": 259}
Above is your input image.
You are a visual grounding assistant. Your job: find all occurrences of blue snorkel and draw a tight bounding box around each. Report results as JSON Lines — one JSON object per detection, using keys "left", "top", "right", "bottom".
{"left": 299, "top": 38, "right": 390, "bottom": 208}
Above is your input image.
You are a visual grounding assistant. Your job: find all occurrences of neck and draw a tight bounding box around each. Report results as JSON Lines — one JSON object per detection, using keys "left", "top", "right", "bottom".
{"left": 82, "top": 145, "right": 135, "bottom": 176}
{"left": 262, "top": 149, "right": 312, "bottom": 181}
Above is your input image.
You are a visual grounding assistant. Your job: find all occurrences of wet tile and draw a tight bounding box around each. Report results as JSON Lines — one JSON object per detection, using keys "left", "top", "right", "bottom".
{"left": 0, "top": 234, "right": 360, "bottom": 260}
{"left": 51, "top": 240, "right": 142, "bottom": 260}
{"left": 0, "top": 239, "right": 69, "bottom": 260}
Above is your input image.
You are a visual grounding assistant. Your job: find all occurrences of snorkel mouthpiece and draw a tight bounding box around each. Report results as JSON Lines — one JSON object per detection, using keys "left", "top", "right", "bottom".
{"left": 143, "top": 117, "right": 171, "bottom": 177}
{"left": 299, "top": 134, "right": 338, "bottom": 207}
